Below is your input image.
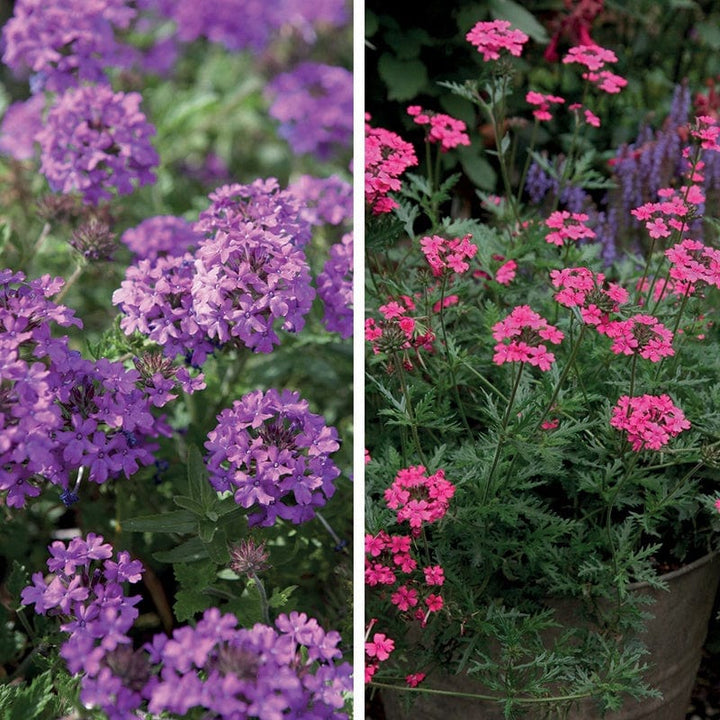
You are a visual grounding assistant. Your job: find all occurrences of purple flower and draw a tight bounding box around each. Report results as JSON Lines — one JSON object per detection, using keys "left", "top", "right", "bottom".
{"left": 191, "top": 182, "right": 316, "bottom": 353}
{"left": 288, "top": 174, "right": 353, "bottom": 227}
{"left": 36, "top": 84, "right": 159, "bottom": 205}
{"left": 0, "top": 94, "right": 45, "bottom": 160}
{"left": 317, "top": 233, "right": 353, "bottom": 339}
{"left": 266, "top": 62, "right": 353, "bottom": 161}
{"left": 205, "top": 388, "right": 341, "bottom": 526}
{"left": 2, "top": 0, "right": 137, "bottom": 92}
{"left": 113, "top": 253, "right": 214, "bottom": 367}
{"left": 120, "top": 215, "right": 200, "bottom": 261}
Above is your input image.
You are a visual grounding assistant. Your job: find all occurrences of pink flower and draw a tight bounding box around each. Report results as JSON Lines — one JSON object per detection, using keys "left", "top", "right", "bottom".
{"left": 432, "top": 295, "right": 459, "bottom": 314}
{"left": 690, "top": 115, "right": 720, "bottom": 152}
{"left": 526, "top": 91, "right": 565, "bottom": 121}
{"left": 391, "top": 585, "right": 419, "bottom": 611}
{"left": 562, "top": 44, "right": 618, "bottom": 71}
{"left": 610, "top": 394, "right": 690, "bottom": 451}
{"left": 366, "top": 632, "right": 395, "bottom": 661}
{"left": 466, "top": 19, "right": 528, "bottom": 61}
{"left": 604, "top": 314, "right": 674, "bottom": 362}
{"left": 425, "top": 593, "right": 444, "bottom": 612}
{"left": 384, "top": 465, "right": 455, "bottom": 530}
{"left": 495, "top": 259, "right": 517, "bottom": 285}
{"left": 420, "top": 234, "right": 478, "bottom": 276}
{"left": 545, "top": 211, "right": 596, "bottom": 246}
{"left": 492, "top": 305, "right": 564, "bottom": 371}
{"left": 666, "top": 238, "right": 720, "bottom": 289}
{"left": 715, "top": 498, "right": 720, "bottom": 512}
{"left": 406, "top": 673, "right": 426, "bottom": 687}
{"left": 583, "top": 70, "right": 628, "bottom": 94}
{"left": 365, "top": 448, "right": 372, "bottom": 465}
{"left": 408, "top": 105, "right": 471, "bottom": 152}
{"left": 423, "top": 565, "right": 445, "bottom": 586}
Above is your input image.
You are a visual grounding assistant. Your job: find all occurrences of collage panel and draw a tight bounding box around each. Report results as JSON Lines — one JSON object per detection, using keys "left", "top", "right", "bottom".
{"left": 365, "top": 2, "right": 720, "bottom": 719}
{"left": 0, "top": 1, "right": 354, "bottom": 719}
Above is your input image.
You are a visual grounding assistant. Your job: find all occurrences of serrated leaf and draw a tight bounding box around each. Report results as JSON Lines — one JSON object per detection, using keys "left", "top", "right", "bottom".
{"left": 174, "top": 561, "right": 217, "bottom": 588}
{"left": 174, "top": 588, "right": 212, "bottom": 622}
{"left": 0, "top": 672, "right": 53, "bottom": 720}
{"left": 122, "top": 510, "right": 196, "bottom": 534}
{"left": 268, "top": 584, "right": 298, "bottom": 609}
{"left": 378, "top": 53, "right": 428, "bottom": 101}
{"left": 153, "top": 536, "right": 208, "bottom": 563}
{"left": 173, "top": 495, "right": 205, "bottom": 516}
{"left": 6, "top": 561, "right": 29, "bottom": 603}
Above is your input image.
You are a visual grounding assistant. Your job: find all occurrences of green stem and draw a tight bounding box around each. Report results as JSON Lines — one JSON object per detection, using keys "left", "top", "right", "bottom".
{"left": 392, "top": 351, "right": 429, "bottom": 467}
{"left": 516, "top": 120, "right": 539, "bottom": 205}
{"left": 55, "top": 263, "right": 84, "bottom": 303}
{"left": 250, "top": 572, "right": 270, "bottom": 625}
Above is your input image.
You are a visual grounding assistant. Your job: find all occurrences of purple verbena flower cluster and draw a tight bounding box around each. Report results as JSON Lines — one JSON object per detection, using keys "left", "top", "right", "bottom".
{"left": 120, "top": 215, "right": 200, "bottom": 261}
{"left": 22, "top": 537, "right": 352, "bottom": 720}
{"left": 317, "top": 233, "right": 353, "bottom": 339}
{"left": 205, "top": 388, "right": 341, "bottom": 526}
{"left": 0, "top": 94, "right": 45, "bottom": 161}
{"left": 36, "top": 84, "right": 159, "bottom": 205}
{"left": 2, "top": 0, "right": 136, "bottom": 92}
{"left": 0, "top": 270, "right": 173, "bottom": 508}
{"left": 288, "top": 174, "right": 353, "bottom": 227}
{"left": 266, "top": 62, "right": 353, "bottom": 161}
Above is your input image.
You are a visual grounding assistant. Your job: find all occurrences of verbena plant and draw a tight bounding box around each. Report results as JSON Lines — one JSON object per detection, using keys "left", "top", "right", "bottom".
{"left": 0, "top": 2, "right": 353, "bottom": 719}
{"left": 365, "top": 15, "right": 720, "bottom": 719}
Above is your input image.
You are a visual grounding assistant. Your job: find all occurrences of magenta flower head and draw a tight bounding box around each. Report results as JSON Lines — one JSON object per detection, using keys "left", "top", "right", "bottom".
{"left": 610, "top": 394, "right": 690, "bottom": 451}
{"left": 492, "top": 305, "right": 564, "bottom": 371}
{"left": 204, "top": 388, "right": 341, "bottom": 526}
{"left": 36, "top": 84, "right": 159, "bottom": 205}
{"left": 2, "top": 0, "right": 136, "bottom": 92}
{"left": 466, "top": 19, "right": 529, "bottom": 61}
{"left": 0, "top": 95, "right": 45, "bottom": 161}
{"left": 266, "top": 62, "right": 353, "bottom": 161}
{"left": 120, "top": 216, "right": 200, "bottom": 261}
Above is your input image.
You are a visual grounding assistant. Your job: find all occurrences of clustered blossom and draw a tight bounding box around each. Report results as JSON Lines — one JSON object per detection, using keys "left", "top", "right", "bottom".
{"left": 583, "top": 70, "right": 628, "bottom": 94}
{"left": 120, "top": 216, "right": 200, "bottom": 261}
{"left": 204, "top": 388, "right": 341, "bottom": 527}
{"left": 365, "top": 114, "right": 418, "bottom": 214}
{"left": 665, "top": 238, "right": 720, "bottom": 290}
{"left": 526, "top": 91, "right": 565, "bottom": 121}
{"left": 0, "top": 270, "right": 169, "bottom": 508}
{"left": 23, "top": 537, "right": 351, "bottom": 719}
{"left": 316, "top": 233, "right": 353, "bottom": 339}
{"left": 562, "top": 43, "right": 618, "bottom": 71}
{"left": 0, "top": 94, "right": 45, "bottom": 160}
{"left": 2, "top": 0, "right": 136, "bottom": 92}
{"left": 690, "top": 115, "right": 720, "bottom": 152}
{"left": 550, "top": 266, "right": 629, "bottom": 329}
{"left": 604, "top": 314, "right": 675, "bottom": 361}
{"left": 406, "top": 106, "right": 471, "bottom": 152}
{"left": 492, "top": 305, "right": 564, "bottom": 371}
{"left": 191, "top": 180, "right": 315, "bottom": 353}
{"left": 569, "top": 102, "right": 601, "bottom": 127}
{"left": 288, "top": 174, "right": 353, "bottom": 227}
{"left": 545, "top": 210, "right": 596, "bottom": 245}
{"left": 21, "top": 534, "right": 144, "bottom": 714}
{"left": 466, "top": 19, "right": 528, "bottom": 61}
{"left": 36, "top": 84, "right": 159, "bottom": 205}
{"left": 610, "top": 394, "right": 690, "bottom": 451}
{"left": 631, "top": 188, "right": 703, "bottom": 240}
{"left": 266, "top": 62, "right": 353, "bottom": 161}
{"left": 113, "top": 254, "right": 215, "bottom": 367}
{"left": 420, "top": 234, "right": 478, "bottom": 276}
{"left": 383, "top": 465, "right": 455, "bottom": 532}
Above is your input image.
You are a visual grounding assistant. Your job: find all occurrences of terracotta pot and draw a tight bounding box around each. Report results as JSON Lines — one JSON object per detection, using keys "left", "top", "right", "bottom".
{"left": 380, "top": 552, "right": 720, "bottom": 720}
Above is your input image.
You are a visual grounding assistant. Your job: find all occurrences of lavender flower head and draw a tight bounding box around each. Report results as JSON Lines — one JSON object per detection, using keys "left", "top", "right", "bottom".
{"left": 266, "top": 62, "right": 353, "bottom": 161}
{"left": 36, "top": 84, "right": 159, "bottom": 205}
{"left": 191, "top": 180, "right": 315, "bottom": 353}
{"left": 142, "top": 607, "right": 352, "bottom": 719}
{"left": 317, "top": 233, "right": 353, "bottom": 339}
{"left": 2, "top": 0, "right": 137, "bottom": 92}
{"left": 288, "top": 174, "right": 353, "bottom": 227}
{"left": 205, "top": 388, "right": 341, "bottom": 526}
{"left": 113, "top": 253, "right": 215, "bottom": 367}
{"left": 0, "top": 94, "right": 45, "bottom": 161}
{"left": 120, "top": 215, "right": 200, "bottom": 261}
{"left": 0, "top": 268, "right": 172, "bottom": 507}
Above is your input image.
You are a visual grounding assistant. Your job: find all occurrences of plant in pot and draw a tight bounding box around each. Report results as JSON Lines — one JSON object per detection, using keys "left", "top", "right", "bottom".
{"left": 365, "top": 16, "right": 720, "bottom": 720}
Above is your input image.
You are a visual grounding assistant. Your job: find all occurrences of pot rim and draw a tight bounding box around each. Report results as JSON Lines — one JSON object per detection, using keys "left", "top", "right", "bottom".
{"left": 629, "top": 549, "right": 719, "bottom": 591}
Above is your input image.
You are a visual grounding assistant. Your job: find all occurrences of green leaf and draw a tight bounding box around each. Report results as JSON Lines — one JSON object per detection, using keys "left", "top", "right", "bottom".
{"left": 488, "top": 0, "right": 549, "bottom": 43}
{"left": 174, "top": 587, "right": 212, "bottom": 622}
{"left": 174, "top": 561, "right": 218, "bottom": 588}
{"left": 153, "top": 536, "right": 208, "bottom": 563}
{"left": 6, "top": 561, "right": 29, "bottom": 605}
{"left": 122, "top": 510, "right": 196, "bottom": 534}
{"left": 0, "top": 672, "right": 53, "bottom": 720}
{"left": 268, "top": 584, "right": 298, "bottom": 609}
{"left": 378, "top": 53, "right": 428, "bottom": 101}
{"left": 173, "top": 495, "right": 205, "bottom": 516}
{"left": 186, "top": 444, "right": 218, "bottom": 511}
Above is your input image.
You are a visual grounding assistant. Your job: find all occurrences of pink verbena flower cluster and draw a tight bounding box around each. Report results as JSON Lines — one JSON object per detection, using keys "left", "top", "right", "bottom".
{"left": 466, "top": 19, "right": 528, "bottom": 61}
{"left": 550, "top": 266, "right": 629, "bottom": 330}
{"left": 562, "top": 43, "right": 618, "bottom": 71}
{"left": 365, "top": 114, "right": 418, "bottom": 214}
{"left": 610, "top": 394, "right": 690, "bottom": 451}
{"left": 583, "top": 70, "right": 628, "bottom": 94}
{"left": 407, "top": 105, "right": 471, "bottom": 152}
{"left": 419, "top": 233, "right": 478, "bottom": 276}
{"left": 492, "top": 305, "right": 564, "bottom": 371}
{"left": 604, "top": 314, "right": 675, "bottom": 361}
{"left": 383, "top": 465, "right": 455, "bottom": 533}
{"left": 545, "top": 210, "right": 596, "bottom": 245}
{"left": 526, "top": 91, "right": 565, "bottom": 121}
{"left": 665, "top": 238, "right": 720, "bottom": 289}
